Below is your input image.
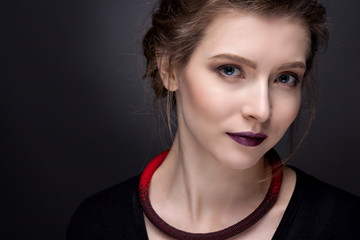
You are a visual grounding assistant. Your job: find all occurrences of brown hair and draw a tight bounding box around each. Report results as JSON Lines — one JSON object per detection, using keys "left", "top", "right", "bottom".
{"left": 142, "top": 0, "right": 329, "bottom": 159}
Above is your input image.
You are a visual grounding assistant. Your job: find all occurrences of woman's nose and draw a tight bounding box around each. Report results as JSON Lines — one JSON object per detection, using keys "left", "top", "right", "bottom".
{"left": 241, "top": 83, "right": 272, "bottom": 123}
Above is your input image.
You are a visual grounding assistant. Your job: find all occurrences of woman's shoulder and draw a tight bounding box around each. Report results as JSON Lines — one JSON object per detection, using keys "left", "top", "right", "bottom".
{"left": 78, "top": 175, "right": 140, "bottom": 209}
{"left": 277, "top": 166, "right": 360, "bottom": 239}
{"left": 66, "top": 175, "right": 148, "bottom": 240}
{"left": 292, "top": 166, "right": 360, "bottom": 206}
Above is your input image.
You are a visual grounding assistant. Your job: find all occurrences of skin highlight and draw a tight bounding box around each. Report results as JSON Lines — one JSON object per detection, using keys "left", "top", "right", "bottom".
{"left": 145, "top": 13, "right": 308, "bottom": 240}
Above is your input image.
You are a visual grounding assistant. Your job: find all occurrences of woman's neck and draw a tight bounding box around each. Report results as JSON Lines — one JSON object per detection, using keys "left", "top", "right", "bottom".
{"left": 149, "top": 133, "right": 271, "bottom": 229}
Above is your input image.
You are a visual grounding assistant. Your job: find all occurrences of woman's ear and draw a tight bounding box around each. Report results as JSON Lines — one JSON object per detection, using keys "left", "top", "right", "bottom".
{"left": 157, "top": 54, "right": 179, "bottom": 92}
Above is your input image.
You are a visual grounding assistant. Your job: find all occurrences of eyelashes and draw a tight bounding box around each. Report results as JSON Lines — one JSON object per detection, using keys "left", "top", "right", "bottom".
{"left": 275, "top": 72, "right": 300, "bottom": 87}
{"left": 215, "top": 64, "right": 301, "bottom": 87}
{"left": 216, "top": 65, "right": 245, "bottom": 79}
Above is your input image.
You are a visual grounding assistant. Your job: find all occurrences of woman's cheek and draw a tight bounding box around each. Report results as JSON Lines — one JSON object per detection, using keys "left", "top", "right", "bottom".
{"left": 273, "top": 91, "right": 301, "bottom": 128}
{"left": 179, "top": 72, "right": 230, "bottom": 121}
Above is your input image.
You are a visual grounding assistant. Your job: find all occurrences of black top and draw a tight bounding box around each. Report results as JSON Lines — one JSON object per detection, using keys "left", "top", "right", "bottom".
{"left": 67, "top": 167, "right": 360, "bottom": 240}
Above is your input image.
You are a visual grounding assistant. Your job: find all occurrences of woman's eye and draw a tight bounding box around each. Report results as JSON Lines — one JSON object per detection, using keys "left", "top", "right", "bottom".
{"left": 218, "top": 66, "right": 243, "bottom": 78}
{"left": 276, "top": 73, "right": 299, "bottom": 86}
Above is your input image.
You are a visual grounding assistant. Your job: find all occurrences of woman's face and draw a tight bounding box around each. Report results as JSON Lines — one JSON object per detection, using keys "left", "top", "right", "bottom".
{"left": 171, "top": 13, "right": 308, "bottom": 169}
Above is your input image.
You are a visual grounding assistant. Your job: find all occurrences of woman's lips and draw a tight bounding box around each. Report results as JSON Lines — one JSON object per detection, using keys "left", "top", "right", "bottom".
{"left": 226, "top": 132, "right": 268, "bottom": 147}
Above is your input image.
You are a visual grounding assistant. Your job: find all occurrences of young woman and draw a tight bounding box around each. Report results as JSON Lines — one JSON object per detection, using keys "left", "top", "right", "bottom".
{"left": 67, "top": 0, "right": 360, "bottom": 239}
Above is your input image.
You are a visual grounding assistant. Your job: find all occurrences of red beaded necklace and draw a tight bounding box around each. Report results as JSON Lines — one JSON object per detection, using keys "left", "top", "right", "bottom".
{"left": 138, "top": 149, "right": 283, "bottom": 240}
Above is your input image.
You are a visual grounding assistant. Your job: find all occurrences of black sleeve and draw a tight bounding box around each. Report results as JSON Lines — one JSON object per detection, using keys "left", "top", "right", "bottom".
{"left": 274, "top": 167, "right": 360, "bottom": 240}
{"left": 321, "top": 187, "right": 360, "bottom": 239}
{"left": 66, "top": 197, "right": 105, "bottom": 240}
{"left": 66, "top": 176, "right": 148, "bottom": 240}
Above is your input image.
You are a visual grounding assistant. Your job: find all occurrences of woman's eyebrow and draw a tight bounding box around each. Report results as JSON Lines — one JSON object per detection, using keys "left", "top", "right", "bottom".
{"left": 209, "top": 54, "right": 257, "bottom": 69}
{"left": 210, "top": 54, "right": 306, "bottom": 71}
{"left": 278, "top": 62, "right": 306, "bottom": 70}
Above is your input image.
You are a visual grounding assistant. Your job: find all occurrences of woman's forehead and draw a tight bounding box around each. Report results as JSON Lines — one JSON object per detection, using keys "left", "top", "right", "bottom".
{"left": 193, "top": 12, "right": 310, "bottom": 64}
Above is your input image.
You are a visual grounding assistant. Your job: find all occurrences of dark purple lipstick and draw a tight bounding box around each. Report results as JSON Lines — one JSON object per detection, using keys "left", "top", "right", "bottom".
{"left": 226, "top": 131, "right": 268, "bottom": 147}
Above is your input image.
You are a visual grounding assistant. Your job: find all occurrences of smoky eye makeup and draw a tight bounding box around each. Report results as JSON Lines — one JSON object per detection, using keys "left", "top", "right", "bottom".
{"left": 216, "top": 64, "right": 245, "bottom": 78}
{"left": 274, "top": 70, "right": 305, "bottom": 88}
{"left": 207, "top": 60, "right": 246, "bottom": 80}
{"left": 208, "top": 57, "right": 305, "bottom": 86}
{"left": 276, "top": 72, "right": 299, "bottom": 87}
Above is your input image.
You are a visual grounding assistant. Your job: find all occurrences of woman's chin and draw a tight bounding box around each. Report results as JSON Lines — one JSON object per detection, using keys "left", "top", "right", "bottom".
{"left": 213, "top": 149, "right": 267, "bottom": 171}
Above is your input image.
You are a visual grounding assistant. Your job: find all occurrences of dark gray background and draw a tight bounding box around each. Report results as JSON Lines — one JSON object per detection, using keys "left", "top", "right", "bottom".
{"left": 2, "top": 0, "right": 360, "bottom": 239}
